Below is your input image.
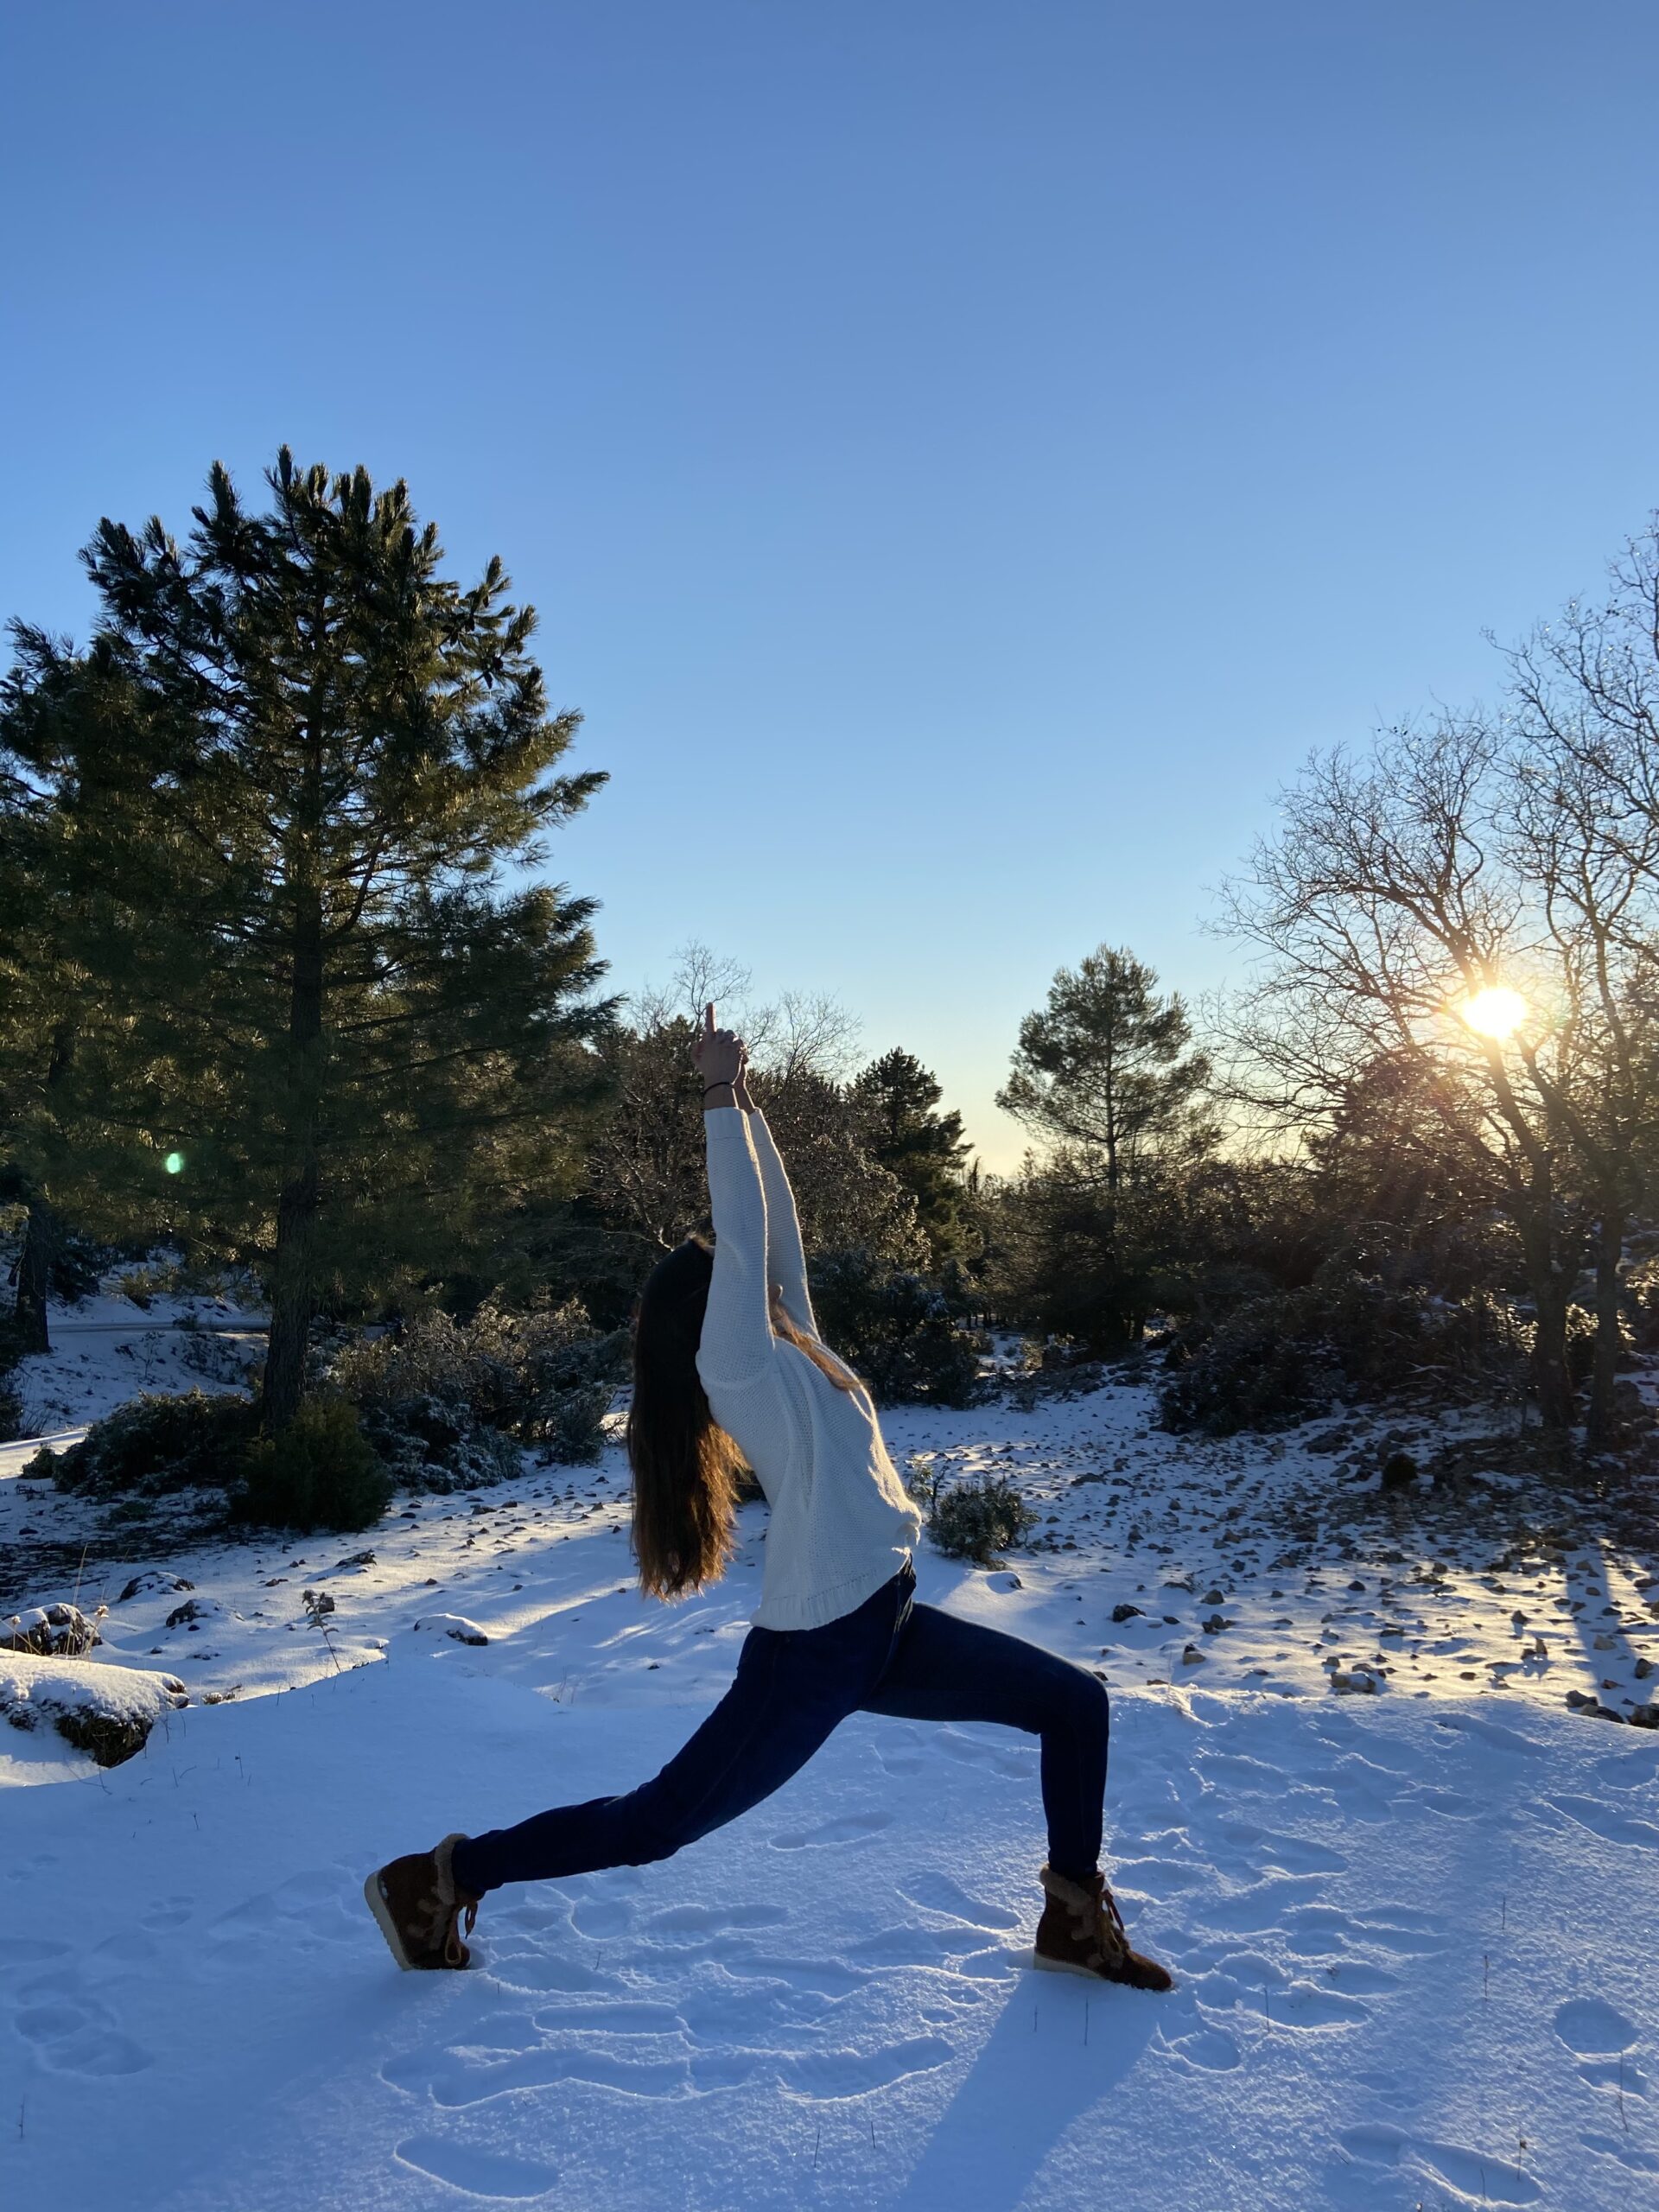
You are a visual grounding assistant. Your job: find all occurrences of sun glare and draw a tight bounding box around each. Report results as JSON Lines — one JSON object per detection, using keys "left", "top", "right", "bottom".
{"left": 1459, "top": 985, "right": 1528, "bottom": 1041}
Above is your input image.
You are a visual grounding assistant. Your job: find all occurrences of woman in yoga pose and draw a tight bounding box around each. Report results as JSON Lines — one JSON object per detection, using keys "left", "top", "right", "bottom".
{"left": 365, "top": 1007, "right": 1171, "bottom": 1991}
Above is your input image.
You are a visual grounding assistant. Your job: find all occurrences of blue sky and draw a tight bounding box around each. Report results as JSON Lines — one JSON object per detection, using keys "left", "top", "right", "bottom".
{"left": 4, "top": 2, "right": 1658, "bottom": 1170}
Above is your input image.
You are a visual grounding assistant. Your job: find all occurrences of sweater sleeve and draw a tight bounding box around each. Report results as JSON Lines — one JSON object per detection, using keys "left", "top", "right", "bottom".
{"left": 747, "top": 1109, "right": 818, "bottom": 1338}
{"left": 696, "top": 1108, "right": 779, "bottom": 1389}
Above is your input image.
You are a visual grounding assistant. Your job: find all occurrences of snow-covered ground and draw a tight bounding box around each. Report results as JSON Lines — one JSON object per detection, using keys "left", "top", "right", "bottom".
{"left": 3, "top": 1309, "right": 1657, "bottom": 2209}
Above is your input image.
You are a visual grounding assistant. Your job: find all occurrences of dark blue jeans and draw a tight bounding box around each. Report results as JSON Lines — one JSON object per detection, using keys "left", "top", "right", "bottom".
{"left": 453, "top": 1561, "right": 1109, "bottom": 1897}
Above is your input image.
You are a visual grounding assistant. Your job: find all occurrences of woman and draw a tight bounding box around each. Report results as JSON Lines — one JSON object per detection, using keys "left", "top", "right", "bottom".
{"left": 365, "top": 1007, "right": 1171, "bottom": 1992}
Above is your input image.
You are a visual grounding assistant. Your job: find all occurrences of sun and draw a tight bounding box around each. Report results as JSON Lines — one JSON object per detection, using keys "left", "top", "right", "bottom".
{"left": 1459, "top": 985, "right": 1528, "bottom": 1041}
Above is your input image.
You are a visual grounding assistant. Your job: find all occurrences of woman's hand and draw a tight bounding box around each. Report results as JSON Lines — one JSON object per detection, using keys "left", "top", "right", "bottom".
{"left": 693, "top": 1002, "right": 747, "bottom": 1093}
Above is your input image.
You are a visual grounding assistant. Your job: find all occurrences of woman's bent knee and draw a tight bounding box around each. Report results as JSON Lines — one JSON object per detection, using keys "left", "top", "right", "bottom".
{"left": 1059, "top": 1663, "right": 1110, "bottom": 1739}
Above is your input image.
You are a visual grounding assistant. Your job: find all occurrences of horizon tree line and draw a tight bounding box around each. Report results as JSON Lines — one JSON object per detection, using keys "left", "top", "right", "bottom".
{"left": 6, "top": 451, "right": 1659, "bottom": 1464}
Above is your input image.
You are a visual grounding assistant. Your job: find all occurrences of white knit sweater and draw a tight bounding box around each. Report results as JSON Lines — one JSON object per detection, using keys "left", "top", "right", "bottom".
{"left": 696, "top": 1106, "right": 921, "bottom": 1630}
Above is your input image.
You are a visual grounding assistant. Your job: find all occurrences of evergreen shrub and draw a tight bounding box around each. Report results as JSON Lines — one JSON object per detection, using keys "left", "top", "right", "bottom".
{"left": 925, "top": 1474, "right": 1037, "bottom": 1566}
{"left": 806, "top": 1249, "right": 989, "bottom": 1407}
{"left": 1158, "top": 1271, "right": 1533, "bottom": 1436}
{"left": 328, "top": 1295, "right": 626, "bottom": 1489}
{"left": 232, "top": 1397, "right": 391, "bottom": 1532}
{"left": 38, "top": 1389, "right": 260, "bottom": 1497}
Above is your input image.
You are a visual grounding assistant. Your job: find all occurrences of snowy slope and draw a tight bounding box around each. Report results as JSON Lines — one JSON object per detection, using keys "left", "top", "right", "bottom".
{"left": 2, "top": 1313, "right": 1657, "bottom": 2209}
{"left": 3, "top": 1656, "right": 1655, "bottom": 2211}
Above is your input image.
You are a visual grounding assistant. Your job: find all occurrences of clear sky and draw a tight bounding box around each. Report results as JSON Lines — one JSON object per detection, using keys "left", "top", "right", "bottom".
{"left": 5, "top": 3, "right": 1659, "bottom": 1171}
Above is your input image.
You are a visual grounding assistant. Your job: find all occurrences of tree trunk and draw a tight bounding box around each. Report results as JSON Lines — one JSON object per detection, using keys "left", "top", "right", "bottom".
{"left": 1529, "top": 1273, "right": 1574, "bottom": 1440}
{"left": 1586, "top": 1205, "right": 1624, "bottom": 1451}
{"left": 263, "top": 884, "right": 325, "bottom": 1434}
{"left": 1510, "top": 1197, "right": 1572, "bottom": 1440}
{"left": 264, "top": 1160, "right": 319, "bottom": 1429}
{"left": 13, "top": 1192, "right": 55, "bottom": 1354}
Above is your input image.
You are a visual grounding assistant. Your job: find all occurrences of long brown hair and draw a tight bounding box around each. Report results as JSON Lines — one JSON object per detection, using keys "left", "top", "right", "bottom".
{"left": 626, "top": 1233, "right": 862, "bottom": 1599}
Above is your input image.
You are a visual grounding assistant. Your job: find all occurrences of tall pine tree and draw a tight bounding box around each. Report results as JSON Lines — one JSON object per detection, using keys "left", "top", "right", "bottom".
{"left": 3, "top": 452, "right": 617, "bottom": 1425}
{"left": 849, "top": 1047, "right": 973, "bottom": 1263}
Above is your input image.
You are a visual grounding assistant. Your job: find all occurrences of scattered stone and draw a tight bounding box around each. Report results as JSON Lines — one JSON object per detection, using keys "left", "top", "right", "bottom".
{"left": 3, "top": 1603, "right": 103, "bottom": 1657}
{"left": 1179, "top": 1643, "right": 1206, "bottom": 1666}
{"left": 331, "top": 1551, "right": 377, "bottom": 1573}
{"left": 1201, "top": 1613, "right": 1234, "bottom": 1635}
{"left": 116, "top": 1573, "right": 195, "bottom": 1605}
{"left": 1630, "top": 1705, "right": 1659, "bottom": 1730}
{"left": 1111, "top": 1603, "right": 1144, "bottom": 1624}
{"left": 1378, "top": 1452, "right": 1418, "bottom": 1494}
{"left": 166, "top": 1598, "right": 233, "bottom": 1631}
{"left": 1, "top": 1651, "right": 188, "bottom": 1767}
{"left": 410, "top": 1613, "right": 489, "bottom": 1647}
{"left": 1331, "top": 1669, "right": 1380, "bottom": 1694}
{"left": 1634, "top": 1656, "right": 1653, "bottom": 1680}
{"left": 1202, "top": 1588, "right": 1224, "bottom": 1605}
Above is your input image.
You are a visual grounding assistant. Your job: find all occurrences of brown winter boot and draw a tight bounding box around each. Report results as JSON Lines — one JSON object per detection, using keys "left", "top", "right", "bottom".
{"left": 364, "top": 1834, "right": 480, "bottom": 1970}
{"left": 1033, "top": 1865, "right": 1173, "bottom": 1992}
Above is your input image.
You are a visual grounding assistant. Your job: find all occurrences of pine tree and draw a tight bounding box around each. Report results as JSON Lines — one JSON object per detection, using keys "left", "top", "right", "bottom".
{"left": 849, "top": 1046, "right": 973, "bottom": 1263}
{"left": 996, "top": 946, "right": 1213, "bottom": 1194}
{"left": 3, "top": 452, "right": 618, "bottom": 1426}
{"left": 993, "top": 947, "right": 1216, "bottom": 1346}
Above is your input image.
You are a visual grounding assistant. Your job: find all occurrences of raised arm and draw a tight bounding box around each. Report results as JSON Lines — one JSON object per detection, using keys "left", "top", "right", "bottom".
{"left": 746, "top": 1109, "right": 818, "bottom": 1338}
{"left": 692, "top": 1007, "right": 780, "bottom": 1391}
{"left": 696, "top": 1107, "right": 779, "bottom": 1389}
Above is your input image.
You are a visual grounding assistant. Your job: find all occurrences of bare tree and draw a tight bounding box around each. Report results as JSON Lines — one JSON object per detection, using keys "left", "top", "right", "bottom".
{"left": 626, "top": 940, "right": 862, "bottom": 1082}
{"left": 1221, "top": 716, "right": 1586, "bottom": 1435}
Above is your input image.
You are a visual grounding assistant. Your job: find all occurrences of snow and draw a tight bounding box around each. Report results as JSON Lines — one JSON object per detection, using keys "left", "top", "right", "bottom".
{"left": 2, "top": 1313, "right": 1656, "bottom": 2208}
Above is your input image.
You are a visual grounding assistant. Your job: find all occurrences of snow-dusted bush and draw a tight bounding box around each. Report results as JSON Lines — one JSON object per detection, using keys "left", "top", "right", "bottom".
{"left": 1158, "top": 1273, "right": 1534, "bottom": 1437}
{"left": 805, "top": 1249, "right": 989, "bottom": 1407}
{"left": 38, "top": 1389, "right": 261, "bottom": 1497}
{"left": 232, "top": 1396, "right": 391, "bottom": 1533}
{"left": 925, "top": 1474, "right": 1037, "bottom": 1566}
{"left": 355, "top": 1393, "right": 524, "bottom": 1494}
{"left": 328, "top": 1294, "right": 625, "bottom": 1485}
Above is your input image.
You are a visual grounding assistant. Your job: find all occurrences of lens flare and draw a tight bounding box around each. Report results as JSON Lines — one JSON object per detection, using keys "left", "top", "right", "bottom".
{"left": 1459, "top": 986, "right": 1528, "bottom": 1041}
{"left": 164, "top": 1152, "right": 185, "bottom": 1174}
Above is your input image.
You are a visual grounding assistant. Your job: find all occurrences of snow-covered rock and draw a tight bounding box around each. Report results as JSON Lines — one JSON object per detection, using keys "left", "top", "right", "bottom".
{"left": 115, "top": 1572, "right": 195, "bottom": 1604}
{"left": 3, "top": 1601, "right": 104, "bottom": 1656}
{"left": 0, "top": 1651, "right": 188, "bottom": 1766}
{"left": 164, "top": 1597, "right": 235, "bottom": 1630}
{"left": 409, "top": 1612, "right": 489, "bottom": 1646}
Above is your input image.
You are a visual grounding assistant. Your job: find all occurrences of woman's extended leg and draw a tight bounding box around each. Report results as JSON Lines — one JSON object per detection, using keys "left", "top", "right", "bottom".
{"left": 452, "top": 1571, "right": 909, "bottom": 1897}
{"left": 858, "top": 1600, "right": 1109, "bottom": 1884}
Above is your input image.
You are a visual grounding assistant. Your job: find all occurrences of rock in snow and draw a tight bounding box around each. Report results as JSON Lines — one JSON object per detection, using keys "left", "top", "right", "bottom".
{"left": 410, "top": 1613, "right": 489, "bottom": 1646}
{"left": 115, "top": 1572, "right": 196, "bottom": 1605}
{"left": 3, "top": 1601, "right": 103, "bottom": 1656}
{"left": 0, "top": 1651, "right": 188, "bottom": 1766}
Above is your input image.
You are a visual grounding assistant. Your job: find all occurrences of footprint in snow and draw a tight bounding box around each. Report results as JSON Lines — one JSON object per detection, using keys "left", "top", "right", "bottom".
{"left": 641, "top": 1899, "right": 789, "bottom": 1935}
{"left": 1160, "top": 2023, "right": 1241, "bottom": 2072}
{"left": 769, "top": 1808, "right": 894, "bottom": 1849}
{"left": 895, "top": 1870, "right": 1022, "bottom": 1929}
{"left": 142, "top": 1894, "right": 195, "bottom": 1929}
{"left": 1553, "top": 1996, "right": 1639, "bottom": 2056}
{"left": 394, "top": 2137, "right": 558, "bottom": 2200}
{"left": 1581, "top": 2130, "right": 1659, "bottom": 2173}
{"left": 1543, "top": 1793, "right": 1659, "bottom": 1850}
{"left": 15, "top": 1998, "right": 154, "bottom": 2076}
{"left": 0, "top": 1937, "right": 70, "bottom": 1965}
{"left": 1337, "top": 2122, "right": 1541, "bottom": 2206}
